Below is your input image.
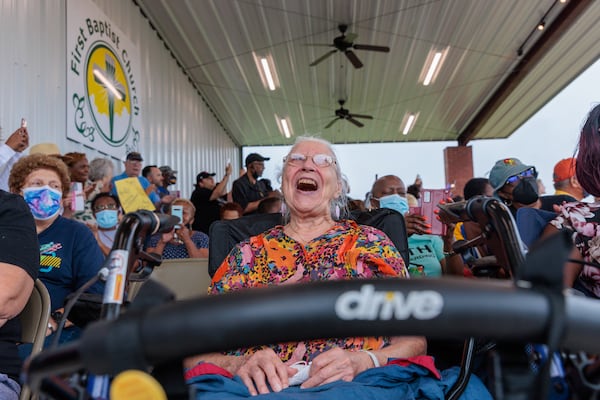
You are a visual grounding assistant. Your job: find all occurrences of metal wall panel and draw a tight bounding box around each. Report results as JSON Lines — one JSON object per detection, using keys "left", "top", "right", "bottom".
{"left": 0, "top": 0, "right": 238, "bottom": 198}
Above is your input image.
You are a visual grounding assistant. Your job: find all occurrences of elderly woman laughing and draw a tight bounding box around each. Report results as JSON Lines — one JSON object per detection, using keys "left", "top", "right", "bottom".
{"left": 185, "top": 137, "right": 426, "bottom": 396}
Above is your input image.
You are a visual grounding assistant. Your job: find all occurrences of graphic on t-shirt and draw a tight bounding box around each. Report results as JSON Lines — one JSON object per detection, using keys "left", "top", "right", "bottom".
{"left": 408, "top": 264, "right": 426, "bottom": 277}
{"left": 39, "top": 242, "right": 63, "bottom": 273}
{"left": 408, "top": 244, "right": 439, "bottom": 277}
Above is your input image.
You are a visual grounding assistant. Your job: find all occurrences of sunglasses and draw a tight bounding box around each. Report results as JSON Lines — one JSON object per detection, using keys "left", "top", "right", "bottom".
{"left": 284, "top": 153, "right": 336, "bottom": 168}
{"left": 505, "top": 167, "right": 536, "bottom": 185}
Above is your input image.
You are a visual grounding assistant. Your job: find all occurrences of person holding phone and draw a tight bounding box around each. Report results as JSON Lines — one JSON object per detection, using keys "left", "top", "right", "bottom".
{"left": 146, "top": 198, "right": 209, "bottom": 259}
{"left": 0, "top": 121, "right": 30, "bottom": 191}
{"left": 191, "top": 163, "right": 233, "bottom": 235}
{"left": 368, "top": 175, "right": 463, "bottom": 277}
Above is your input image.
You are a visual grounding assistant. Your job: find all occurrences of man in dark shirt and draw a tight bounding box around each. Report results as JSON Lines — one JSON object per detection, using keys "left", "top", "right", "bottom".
{"left": 191, "top": 163, "right": 232, "bottom": 235}
{"left": 0, "top": 191, "right": 39, "bottom": 398}
{"left": 232, "top": 153, "right": 276, "bottom": 214}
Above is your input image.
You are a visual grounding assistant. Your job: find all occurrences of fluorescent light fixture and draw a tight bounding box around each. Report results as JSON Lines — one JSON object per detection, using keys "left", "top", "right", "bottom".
{"left": 261, "top": 58, "right": 276, "bottom": 90}
{"left": 420, "top": 48, "right": 449, "bottom": 86}
{"left": 253, "top": 53, "right": 280, "bottom": 91}
{"left": 280, "top": 118, "right": 292, "bottom": 138}
{"left": 400, "top": 112, "right": 419, "bottom": 135}
{"left": 276, "top": 115, "right": 293, "bottom": 138}
{"left": 93, "top": 69, "right": 123, "bottom": 100}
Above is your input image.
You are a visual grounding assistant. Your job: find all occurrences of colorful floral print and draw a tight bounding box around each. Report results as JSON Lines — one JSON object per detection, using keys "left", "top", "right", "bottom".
{"left": 551, "top": 201, "right": 600, "bottom": 297}
{"left": 209, "top": 220, "right": 408, "bottom": 361}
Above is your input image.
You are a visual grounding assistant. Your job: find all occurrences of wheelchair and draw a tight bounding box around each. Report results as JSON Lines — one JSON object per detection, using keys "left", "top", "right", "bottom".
{"left": 21, "top": 199, "right": 600, "bottom": 399}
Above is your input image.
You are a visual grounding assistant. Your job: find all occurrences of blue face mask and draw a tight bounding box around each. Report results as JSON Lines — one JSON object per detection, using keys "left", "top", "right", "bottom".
{"left": 95, "top": 210, "right": 119, "bottom": 229}
{"left": 377, "top": 194, "right": 410, "bottom": 215}
{"left": 23, "top": 186, "right": 62, "bottom": 220}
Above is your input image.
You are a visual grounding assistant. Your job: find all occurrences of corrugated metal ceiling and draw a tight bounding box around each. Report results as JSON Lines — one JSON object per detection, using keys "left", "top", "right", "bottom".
{"left": 134, "top": 0, "right": 600, "bottom": 147}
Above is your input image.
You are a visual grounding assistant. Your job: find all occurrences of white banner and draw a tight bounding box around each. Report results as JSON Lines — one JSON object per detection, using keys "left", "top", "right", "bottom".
{"left": 66, "top": 0, "right": 142, "bottom": 159}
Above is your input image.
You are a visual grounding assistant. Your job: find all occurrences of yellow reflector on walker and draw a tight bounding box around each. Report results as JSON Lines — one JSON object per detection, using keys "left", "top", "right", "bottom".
{"left": 110, "top": 370, "right": 167, "bottom": 400}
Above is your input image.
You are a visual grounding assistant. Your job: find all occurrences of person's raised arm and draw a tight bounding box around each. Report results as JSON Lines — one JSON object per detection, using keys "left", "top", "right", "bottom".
{"left": 209, "top": 163, "right": 232, "bottom": 201}
{"left": 4, "top": 126, "right": 29, "bottom": 154}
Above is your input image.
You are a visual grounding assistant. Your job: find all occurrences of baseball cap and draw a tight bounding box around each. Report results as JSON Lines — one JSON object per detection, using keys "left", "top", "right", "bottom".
{"left": 126, "top": 152, "right": 143, "bottom": 162}
{"left": 553, "top": 158, "right": 576, "bottom": 183}
{"left": 159, "top": 165, "right": 177, "bottom": 175}
{"left": 196, "top": 171, "right": 216, "bottom": 182}
{"left": 489, "top": 158, "right": 536, "bottom": 191}
{"left": 245, "top": 153, "right": 270, "bottom": 167}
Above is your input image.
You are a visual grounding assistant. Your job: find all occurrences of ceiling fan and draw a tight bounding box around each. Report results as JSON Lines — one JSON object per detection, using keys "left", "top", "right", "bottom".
{"left": 309, "top": 24, "right": 390, "bottom": 69}
{"left": 325, "top": 100, "right": 373, "bottom": 129}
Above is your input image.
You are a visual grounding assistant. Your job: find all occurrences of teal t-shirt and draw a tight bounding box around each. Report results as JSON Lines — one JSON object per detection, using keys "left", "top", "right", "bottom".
{"left": 407, "top": 234, "right": 444, "bottom": 277}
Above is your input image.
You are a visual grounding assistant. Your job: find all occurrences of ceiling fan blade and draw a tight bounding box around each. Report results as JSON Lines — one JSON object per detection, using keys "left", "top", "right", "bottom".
{"left": 303, "top": 43, "right": 336, "bottom": 47}
{"left": 344, "top": 50, "right": 363, "bottom": 68}
{"left": 310, "top": 49, "right": 337, "bottom": 66}
{"left": 324, "top": 117, "right": 341, "bottom": 129}
{"left": 346, "top": 117, "right": 365, "bottom": 128}
{"left": 353, "top": 44, "right": 390, "bottom": 53}
{"left": 348, "top": 113, "right": 373, "bottom": 120}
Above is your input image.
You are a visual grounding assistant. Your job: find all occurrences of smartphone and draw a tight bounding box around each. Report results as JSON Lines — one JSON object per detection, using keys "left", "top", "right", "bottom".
{"left": 171, "top": 205, "right": 183, "bottom": 229}
{"left": 70, "top": 182, "right": 85, "bottom": 212}
{"left": 420, "top": 188, "right": 452, "bottom": 236}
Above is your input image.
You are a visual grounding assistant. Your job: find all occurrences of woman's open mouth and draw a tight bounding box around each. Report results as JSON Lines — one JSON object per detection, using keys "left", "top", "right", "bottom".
{"left": 296, "top": 178, "right": 318, "bottom": 192}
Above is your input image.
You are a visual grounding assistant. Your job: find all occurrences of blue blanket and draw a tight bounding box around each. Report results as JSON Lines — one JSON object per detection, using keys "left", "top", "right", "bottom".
{"left": 187, "top": 363, "right": 492, "bottom": 399}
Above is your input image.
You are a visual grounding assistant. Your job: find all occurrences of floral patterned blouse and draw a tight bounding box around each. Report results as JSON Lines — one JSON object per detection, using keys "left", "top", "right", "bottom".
{"left": 550, "top": 201, "right": 600, "bottom": 298}
{"left": 209, "top": 219, "right": 409, "bottom": 362}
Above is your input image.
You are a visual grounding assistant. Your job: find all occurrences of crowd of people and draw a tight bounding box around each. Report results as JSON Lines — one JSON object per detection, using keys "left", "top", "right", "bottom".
{"left": 1, "top": 101, "right": 600, "bottom": 398}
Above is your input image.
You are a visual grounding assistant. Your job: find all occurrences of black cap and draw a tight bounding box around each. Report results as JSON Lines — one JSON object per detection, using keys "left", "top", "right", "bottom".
{"left": 126, "top": 152, "right": 143, "bottom": 162}
{"left": 196, "top": 171, "right": 216, "bottom": 182}
{"left": 245, "top": 153, "right": 270, "bottom": 167}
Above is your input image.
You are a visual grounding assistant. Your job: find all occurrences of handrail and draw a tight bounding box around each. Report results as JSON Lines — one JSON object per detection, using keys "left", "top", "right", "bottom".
{"left": 24, "top": 277, "right": 600, "bottom": 388}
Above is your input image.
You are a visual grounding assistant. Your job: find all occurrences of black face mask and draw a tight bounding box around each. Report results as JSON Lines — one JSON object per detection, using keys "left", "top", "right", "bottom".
{"left": 512, "top": 176, "right": 539, "bottom": 205}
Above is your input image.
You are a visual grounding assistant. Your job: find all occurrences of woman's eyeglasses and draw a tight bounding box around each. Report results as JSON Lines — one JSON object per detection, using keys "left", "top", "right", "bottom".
{"left": 93, "top": 204, "right": 118, "bottom": 212}
{"left": 505, "top": 167, "right": 536, "bottom": 185}
{"left": 284, "top": 153, "right": 336, "bottom": 167}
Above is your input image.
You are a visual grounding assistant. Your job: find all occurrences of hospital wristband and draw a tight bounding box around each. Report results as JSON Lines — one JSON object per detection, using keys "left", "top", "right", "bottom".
{"left": 359, "top": 350, "right": 381, "bottom": 368}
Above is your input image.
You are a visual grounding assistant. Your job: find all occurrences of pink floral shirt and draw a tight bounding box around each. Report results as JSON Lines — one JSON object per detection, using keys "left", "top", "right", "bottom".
{"left": 551, "top": 201, "right": 600, "bottom": 297}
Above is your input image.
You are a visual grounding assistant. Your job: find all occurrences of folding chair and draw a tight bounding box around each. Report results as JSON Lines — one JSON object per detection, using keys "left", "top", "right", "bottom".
{"left": 19, "top": 279, "right": 51, "bottom": 400}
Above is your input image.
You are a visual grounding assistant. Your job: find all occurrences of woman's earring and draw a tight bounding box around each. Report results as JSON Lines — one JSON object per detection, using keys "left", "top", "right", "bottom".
{"left": 280, "top": 201, "right": 287, "bottom": 216}
{"left": 334, "top": 204, "right": 340, "bottom": 220}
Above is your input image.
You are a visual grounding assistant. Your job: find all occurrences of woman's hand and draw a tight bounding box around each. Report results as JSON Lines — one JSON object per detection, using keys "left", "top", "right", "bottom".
{"left": 5, "top": 127, "right": 28, "bottom": 152}
{"left": 83, "top": 182, "right": 97, "bottom": 198}
{"left": 237, "top": 348, "right": 296, "bottom": 395}
{"left": 404, "top": 213, "right": 431, "bottom": 235}
{"left": 177, "top": 224, "right": 192, "bottom": 241}
{"left": 301, "top": 347, "right": 364, "bottom": 389}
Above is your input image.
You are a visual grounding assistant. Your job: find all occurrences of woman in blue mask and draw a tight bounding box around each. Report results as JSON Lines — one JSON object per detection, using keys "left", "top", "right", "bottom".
{"left": 8, "top": 153, "right": 105, "bottom": 351}
{"left": 90, "top": 193, "right": 122, "bottom": 256}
